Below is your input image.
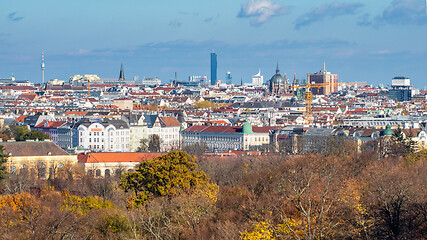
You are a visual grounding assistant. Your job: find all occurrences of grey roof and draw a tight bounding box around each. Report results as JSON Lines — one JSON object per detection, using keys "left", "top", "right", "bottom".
{"left": 76, "top": 118, "right": 129, "bottom": 129}
{"left": 1, "top": 141, "right": 70, "bottom": 157}
{"left": 144, "top": 114, "right": 158, "bottom": 128}
{"left": 305, "top": 128, "right": 334, "bottom": 136}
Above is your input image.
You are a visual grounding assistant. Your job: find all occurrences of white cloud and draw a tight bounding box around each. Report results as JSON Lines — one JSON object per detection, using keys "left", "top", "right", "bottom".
{"left": 237, "top": 0, "right": 290, "bottom": 26}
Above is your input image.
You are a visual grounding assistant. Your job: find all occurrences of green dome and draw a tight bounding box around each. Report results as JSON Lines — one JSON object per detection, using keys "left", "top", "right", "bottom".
{"left": 383, "top": 125, "right": 393, "bottom": 136}
{"left": 242, "top": 121, "right": 253, "bottom": 134}
{"left": 270, "top": 73, "right": 285, "bottom": 84}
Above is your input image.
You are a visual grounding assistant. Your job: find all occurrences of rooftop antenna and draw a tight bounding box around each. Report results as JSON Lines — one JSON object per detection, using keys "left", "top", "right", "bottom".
{"left": 323, "top": 59, "right": 326, "bottom": 73}
{"left": 41, "top": 52, "right": 45, "bottom": 85}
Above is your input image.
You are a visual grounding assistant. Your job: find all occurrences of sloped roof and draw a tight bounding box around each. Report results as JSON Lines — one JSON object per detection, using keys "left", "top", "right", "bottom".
{"left": 159, "top": 117, "right": 180, "bottom": 127}
{"left": 1, "top": 141, "right": 69, "bottom": 157}
{"left": 78, "top": 152, "right": 166, "bottom": 163}
{"left": 35, "top": 120, "right": 67, "bottom": 129}
{"left": 13, "top": 115, "right": 27, "bottom": 123}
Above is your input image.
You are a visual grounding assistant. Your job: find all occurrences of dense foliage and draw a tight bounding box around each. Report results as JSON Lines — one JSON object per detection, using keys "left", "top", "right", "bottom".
{"left": 0, "top": 141, "right": 426, "bottom": 239}
{"left": 6, "top": 125, "right": 51, "bottom": 141}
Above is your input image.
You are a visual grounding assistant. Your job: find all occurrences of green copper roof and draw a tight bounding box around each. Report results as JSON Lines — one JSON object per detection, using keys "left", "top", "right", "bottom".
{"left": 242, "top": 121, "right": 253, "bottom": 134}
{"left": 383, "top": 124, "right": 393, "bottom": 136}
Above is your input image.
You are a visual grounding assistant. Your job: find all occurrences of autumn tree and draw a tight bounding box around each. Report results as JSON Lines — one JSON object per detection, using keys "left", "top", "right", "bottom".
{"left": 120, "top": 151, "right": 218, "bottom": 207}
{"left": 137, "top": 138, "right": 149, "bottom": 152}
{"left": 181, "top": 142, "right": 209, "bottom": 155}
{"left": 273, "top": 155, "right": 351, "bottom": 239}
{"left": 361, "top": 160, "right": 427, "bottom": 239}
{"left": 120, "top": 151, "right": 219, "bottom": 238}
{"left": 148, "top": 134, "right": 162, "bottom": 152}
{"left": 0, "top": 145, "right": 8, "bottom": 182}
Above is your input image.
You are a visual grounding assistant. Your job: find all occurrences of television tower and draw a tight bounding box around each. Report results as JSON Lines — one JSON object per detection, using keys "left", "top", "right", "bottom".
{"left": 41, "top": 52, "right": 45, "bottom": 85}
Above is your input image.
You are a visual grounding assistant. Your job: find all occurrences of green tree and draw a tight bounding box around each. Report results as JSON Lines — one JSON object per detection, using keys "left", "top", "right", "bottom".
{"left": 120, "top": 151, "right": 218, "bottom": 207}
{"left": 0, "top": 145, "right": 8, "bottom": 181}
{"left": 9, "top": 125, "right": 50, "bottom": 141}
{"left": 25, "top": 130, "right": 50, "bottom": 141}
{"left": 148, "top": 134, "right": 161, "bottom": 152}
{"left": 10, "top": 125, "right": 30, "bottom": 141}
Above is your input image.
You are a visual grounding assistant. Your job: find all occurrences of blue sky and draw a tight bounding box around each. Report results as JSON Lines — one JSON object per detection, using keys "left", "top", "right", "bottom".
{"left": 1, "top": 0, "right": 427, "bottom": 88}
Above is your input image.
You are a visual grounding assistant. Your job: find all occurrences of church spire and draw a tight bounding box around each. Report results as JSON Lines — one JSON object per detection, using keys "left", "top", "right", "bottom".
{"left": 276, "top": 61, "right": 280, "bottom": 74}
{"left": 119, "top": 63, "right": 125, "bottom": 81}
{"left": 293, "top": 73, "right": 297, "bottom": 85}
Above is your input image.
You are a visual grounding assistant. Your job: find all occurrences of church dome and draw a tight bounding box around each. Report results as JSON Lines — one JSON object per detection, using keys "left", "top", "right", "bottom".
{"left": 270, "top": 63, "right": 285, "bottom": 84}
{"left": 382, "top": 125, "right": 393, "bottom": 136}
{"left": 242, "top": 121, "right": 254, "bottom": 134}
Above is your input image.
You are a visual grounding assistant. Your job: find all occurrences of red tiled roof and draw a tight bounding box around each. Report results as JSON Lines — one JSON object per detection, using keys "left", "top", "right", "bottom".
{"left": 35, "top": 120, "right": 67, "bottom": 129}
{"left": 65, "top": 111, "right": 88, "bottom": 116}
{"left": 13, "top": 115, "right": 27, "bottom": 123}
{"left": 159, "top": 117, "right": 180, "bottom": 127}
{"left": 78, "top": 152, "right": 167, "bottom": 163}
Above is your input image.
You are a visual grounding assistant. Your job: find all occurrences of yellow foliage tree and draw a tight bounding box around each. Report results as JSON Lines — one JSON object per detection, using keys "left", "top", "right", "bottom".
{"left": 62, "top": 193, "right": 114, "bottom": 215}
{"left": 120, "top": 151, "right": 218, "bottom": 207}
{"left": 241, "top": 221, "right": 274, "bottom": 240}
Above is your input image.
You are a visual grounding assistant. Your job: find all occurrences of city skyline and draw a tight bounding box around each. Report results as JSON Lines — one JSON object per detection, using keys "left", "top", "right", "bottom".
{"left": 2, "top": 0, "right": 427, "bottom": 88}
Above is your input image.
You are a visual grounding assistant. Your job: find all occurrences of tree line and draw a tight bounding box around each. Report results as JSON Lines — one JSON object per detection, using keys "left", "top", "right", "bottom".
{"left": 0, "top": 137, "right": 425, "bottom": 239}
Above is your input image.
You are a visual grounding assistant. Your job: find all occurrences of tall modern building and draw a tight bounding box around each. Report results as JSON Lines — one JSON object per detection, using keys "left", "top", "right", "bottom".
{"left": 388, "top": 77, "right": 412, "bottom": 102}
{"left": 310, "top": 61, "right": 338, "bottom": 95}
{"left": 210, "top": 51, "right": 217, "bottom": 85}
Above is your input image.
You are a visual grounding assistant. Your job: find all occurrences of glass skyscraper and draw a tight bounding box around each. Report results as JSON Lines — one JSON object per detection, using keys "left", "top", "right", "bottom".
{"left": 210, "top": 52, "right": 217, "bottom": 85}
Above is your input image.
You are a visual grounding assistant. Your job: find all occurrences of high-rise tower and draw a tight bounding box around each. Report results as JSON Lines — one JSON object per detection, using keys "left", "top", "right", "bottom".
{"left": 309, "top": 61, "right": 338, "bottom": 95}
{"left": 210, "top": 50, "right": 217, "bottom": 85}
{"left": 118, "top": 63, "right": 125, "bottom": 81}
{"left": 41, "top": 52, "right": 45, "bottom": 85}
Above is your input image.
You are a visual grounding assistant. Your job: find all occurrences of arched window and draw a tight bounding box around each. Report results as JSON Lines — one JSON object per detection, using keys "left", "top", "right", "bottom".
{"left": 115, "top": 169, "right": 122, "bottom": 177}
{"left": 10, "top": 166, "right": 16, "bottom": 174}
{"left": 95, "top": 169, "right": 101, "bottom": 177}
{"left": 87, "top": 170, "right": 93, "bottom": 177}
{"left": 20, "top": 164, "right": 28, "bottom": 175}
{"left": 49, "top": 166, "right": 54, "bottom": 178}
{"left": 38, "top": 164, "right": 47, "bottom": 179}
{"left": 105, "top": 169, "right": 110, "bottom": 177}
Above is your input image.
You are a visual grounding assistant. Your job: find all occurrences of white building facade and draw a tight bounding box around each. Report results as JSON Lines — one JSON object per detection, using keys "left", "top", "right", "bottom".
{"left": 77, "top": 119, "right": 130, "bottom": 152}
{"left": 252, "top": 69, "right": 264, "bottom": 86}
{"left": 181, "top": 122, "right": 276, "bottom": 152}
{"left": 129, "top": 115, "right": 180, "bottom": 152}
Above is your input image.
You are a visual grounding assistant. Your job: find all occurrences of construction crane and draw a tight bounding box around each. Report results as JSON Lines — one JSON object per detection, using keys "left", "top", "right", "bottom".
{"left": 290, "top": 73, "right": 331, "bottom": 125}
{"left": 291, "top": 78, "right": 367, "bottom": 124}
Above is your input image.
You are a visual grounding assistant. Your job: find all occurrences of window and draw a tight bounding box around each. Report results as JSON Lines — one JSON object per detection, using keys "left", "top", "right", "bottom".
{"left": 105, "top": 169, "right": 110, "bottom": 177}
{"left": 95, "top": 169, "right": 101, "bottom": 177}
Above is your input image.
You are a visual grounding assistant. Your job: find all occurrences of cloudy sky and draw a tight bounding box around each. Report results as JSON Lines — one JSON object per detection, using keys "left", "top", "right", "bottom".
{"left": 1, "top": 0, "right": 427, "bottom": 88}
